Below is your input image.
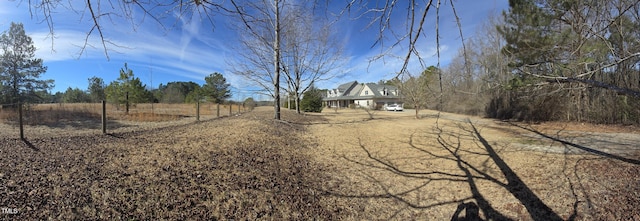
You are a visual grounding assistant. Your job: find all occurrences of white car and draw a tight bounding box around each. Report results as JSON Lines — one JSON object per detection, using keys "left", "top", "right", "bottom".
{"left": 385, "top": 104, "right": 403, "bottom": 111}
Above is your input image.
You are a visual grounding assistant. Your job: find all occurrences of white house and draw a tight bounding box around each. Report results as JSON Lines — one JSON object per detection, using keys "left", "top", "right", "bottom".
{"left": 323, "top": 81, "right": 403, "bottom": 109}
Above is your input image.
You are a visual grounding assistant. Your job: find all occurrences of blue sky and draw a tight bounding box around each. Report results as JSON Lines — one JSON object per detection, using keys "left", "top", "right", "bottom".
{"left": 1, "top": 1, "right": 508, "bottom": 101}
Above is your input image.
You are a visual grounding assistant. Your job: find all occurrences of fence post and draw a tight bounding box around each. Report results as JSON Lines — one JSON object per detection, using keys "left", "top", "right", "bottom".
{"left": 19, "top": 102, "right": 24, "bottom": 139}
{"left": 125, "top": 92, "right": 129, "bottom": 115}
{"left": 229, "top": 103, "right": 232, "bottom": 116}
{"left": 102, "top": 100, "right": 107, "bottom": 134}
{"left": 217, "top": 103, "right": 220, "bottom": 117}
{"left": 196, "top": 101, "right": 200, "bottom": 121}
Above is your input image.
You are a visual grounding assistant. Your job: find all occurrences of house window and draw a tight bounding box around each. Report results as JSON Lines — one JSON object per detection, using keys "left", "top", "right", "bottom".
{"left": 365, "top": 90, "right": 369, "bottom": 95}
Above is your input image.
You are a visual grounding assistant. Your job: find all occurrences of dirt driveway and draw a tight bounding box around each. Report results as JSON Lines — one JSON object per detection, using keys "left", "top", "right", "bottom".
{"left": 306, "top": 108, "right": 640, "bottom": 220}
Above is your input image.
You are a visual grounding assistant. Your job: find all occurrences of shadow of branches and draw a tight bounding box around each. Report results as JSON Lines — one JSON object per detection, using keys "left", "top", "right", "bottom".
{"left": 508, "top": 123, "right": 640, "bottom": 165}
{"left": 326, "top": 117, "right": 569, "bottom": 220}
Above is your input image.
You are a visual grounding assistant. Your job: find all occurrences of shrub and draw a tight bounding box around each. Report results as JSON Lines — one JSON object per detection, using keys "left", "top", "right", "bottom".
{"left": 300, "top": 88, "right": 323, "bottom": 113}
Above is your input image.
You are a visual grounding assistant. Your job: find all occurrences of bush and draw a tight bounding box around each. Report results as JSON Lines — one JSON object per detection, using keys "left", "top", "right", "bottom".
{"left": 300, "top": 88, "right": 323, "bottom": 113}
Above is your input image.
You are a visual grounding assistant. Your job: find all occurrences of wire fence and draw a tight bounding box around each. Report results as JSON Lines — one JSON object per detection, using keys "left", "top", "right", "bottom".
{"left": 0, "top": 101, "right": 249, "bottom": 139}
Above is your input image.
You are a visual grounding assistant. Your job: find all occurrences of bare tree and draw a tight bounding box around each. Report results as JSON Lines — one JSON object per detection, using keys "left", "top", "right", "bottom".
{"left": 342, "top": 0, "right": 472, "bottom": 113}
{"left": 22, "top": 0, "right": 469, "bottom": 120}
{"left": 396, "top": 66, "right": 438, "bottom": 119}
{"left": 22, "top": 0, "right": 229, "bottom": 59}
{"left": 440, "top": 14, "right": 511, "bottom": 116}
{"left": 280, "top": 3, "right": 345, "bottom": 114}
{"left": 227, "top": 0, "right": 285, "bottom": 120}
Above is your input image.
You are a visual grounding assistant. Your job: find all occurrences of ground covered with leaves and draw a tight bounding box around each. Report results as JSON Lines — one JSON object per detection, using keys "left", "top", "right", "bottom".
{"left": 0, "top": 108, "right": 346, "bottom": 220}
{"left": 1, "top": 107, "right": 639, "bottom": 220}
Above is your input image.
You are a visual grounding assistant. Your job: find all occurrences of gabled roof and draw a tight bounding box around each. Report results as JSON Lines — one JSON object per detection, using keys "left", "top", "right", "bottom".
{"left": 364, "top": 83, "right": 399, "bottom": 97}
{"left": 324, "top": 81, "right": 402, "bottom": 101}
{"left": 337, "top": 81, "right": 358, "bottom": 95}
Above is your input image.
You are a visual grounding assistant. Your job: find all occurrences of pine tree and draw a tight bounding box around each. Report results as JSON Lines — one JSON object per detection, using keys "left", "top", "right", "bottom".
{"left": 201, "top": 72, "right": 231, "bottom": 104}
{"left": 0, "top": 22, "right": 53, "bottom": 104}
{"left": 105, "top": 63, "right": 152, "bottom": 107}
{"left": 300, "top": 87, "right": 323, "bottom": 113}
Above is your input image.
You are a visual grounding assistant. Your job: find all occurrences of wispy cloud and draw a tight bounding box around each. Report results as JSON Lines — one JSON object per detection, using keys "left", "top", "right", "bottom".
{"left": 30, "top": 14, "right": 232, "bottom": 83}
{"left": 31, "top": 30, "right": 107, "bottom": 61}
{"left": 6, "top": 0, "right": 508, "bottom": 93}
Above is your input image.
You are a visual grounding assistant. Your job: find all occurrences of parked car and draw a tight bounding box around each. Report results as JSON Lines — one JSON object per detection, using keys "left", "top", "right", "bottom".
{"left": 385, "top": 104, "right": 403, "bottom": 111}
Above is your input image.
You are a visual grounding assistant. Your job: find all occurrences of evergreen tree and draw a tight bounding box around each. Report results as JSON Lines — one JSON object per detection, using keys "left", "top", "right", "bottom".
{"left": 244, "top": 97, "right": 257, "bottom": 111}
{"left": 498, "top": 0, "right": 558, "bottom": 80}
{"left": 157, "top": 81, "right": 201, "bottom": 103}
{"left": 62, "top": 87, "right": 91, "bottom": 103}
{"left": 201, "top": 72, "right": 231, "bottom": 104}
{"left": 300, "top": 86, "right": 323, "bottom": 113}
{"left": 0, "top": 22, "right": 53, "bottom": 104}
{"left": 88, "top": 76, "right": 105, "bottom": 102}
{"left": 105, "top": 63, "right": 152, "bottom": 107}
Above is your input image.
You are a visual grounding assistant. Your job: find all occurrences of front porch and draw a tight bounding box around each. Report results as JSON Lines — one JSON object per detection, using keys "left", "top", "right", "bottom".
{"left": 324, "top": 99, "right": 354, "bottom": 108}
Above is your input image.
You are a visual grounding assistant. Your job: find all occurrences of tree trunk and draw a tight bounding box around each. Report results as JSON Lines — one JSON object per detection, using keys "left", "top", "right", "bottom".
{"left": 295, "top": 92, "right": 301, "bottom": 114}
{"left": 273, "top": 0, "right": 281, "bottom": 120}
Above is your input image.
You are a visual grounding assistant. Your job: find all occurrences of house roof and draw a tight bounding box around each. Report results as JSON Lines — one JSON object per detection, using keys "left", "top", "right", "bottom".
{"left": 363, "top": 83, "right": 399, "bottom": 97}
{"left": 337, "top": 80, "right": 357, "bottom": 92}
{"left": 324, "top": 81, "right": 402, "bottom": 101}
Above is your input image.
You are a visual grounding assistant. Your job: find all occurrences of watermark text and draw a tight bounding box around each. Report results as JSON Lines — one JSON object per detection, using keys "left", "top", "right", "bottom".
{"left": 1, "top": 207, "right": 18, "bottom": 214}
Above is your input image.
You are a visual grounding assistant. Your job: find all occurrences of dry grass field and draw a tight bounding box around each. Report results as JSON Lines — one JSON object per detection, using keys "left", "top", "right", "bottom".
{"left": 1, "top": 106, "right": 639, "bottom": 220}
{"left": 0, "top": 103, "right": 246, "bottom": 122}
{"left": 0, "top": 103, "right": 246, "bottom": 138}
{"left": 306, "top": 109, "right": 640, "bottom": 220}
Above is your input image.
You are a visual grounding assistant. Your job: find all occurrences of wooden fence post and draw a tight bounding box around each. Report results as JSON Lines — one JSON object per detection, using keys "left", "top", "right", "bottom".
{"left": 125, "top": 92, "right": 129, "bottom": 115}
{"left": 102, "top": 100, "right": 107, "bottom": 134}
{"left": 217, "top": 103, "right": 220, "bottom": 117}
{"left": 196, "top": 101, "right": 200, "bottom": 121}
{"left": 19, "top": 102, "right": 24, "bottom": 139}
{"left": 229, "top": 103, "right": 232, "bottom": 116}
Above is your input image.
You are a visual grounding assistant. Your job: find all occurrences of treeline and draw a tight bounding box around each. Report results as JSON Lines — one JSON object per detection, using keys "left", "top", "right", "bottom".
{"left": 40, "top": 64, "right": 237, "bottom": 106}
{"left": 423, "top": 0, "right": 639, "bottom": 125}
{"left": 0, "top": 22, "right": 247, "bottom": 108}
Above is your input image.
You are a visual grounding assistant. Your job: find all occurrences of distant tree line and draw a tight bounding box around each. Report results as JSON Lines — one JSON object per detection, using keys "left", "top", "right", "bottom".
{"left": 0, "top": 22, "right": 237, "bottom": 107}
{"left": 54, "top": 66, "right": 235, "bottom": 107}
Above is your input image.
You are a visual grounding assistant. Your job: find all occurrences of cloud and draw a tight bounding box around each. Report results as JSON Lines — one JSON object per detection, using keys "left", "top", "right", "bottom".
{"left": 177, "top": 10, "right": 202, "bottom": 61}
{"left": 30, "top": 15, "right": 231, "bottom": 83}
{"left": 325, "top": 37, "right": 450, "bottom": 89}
{"left": 31, "top": 30, "right": 108, "bottom": 62}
